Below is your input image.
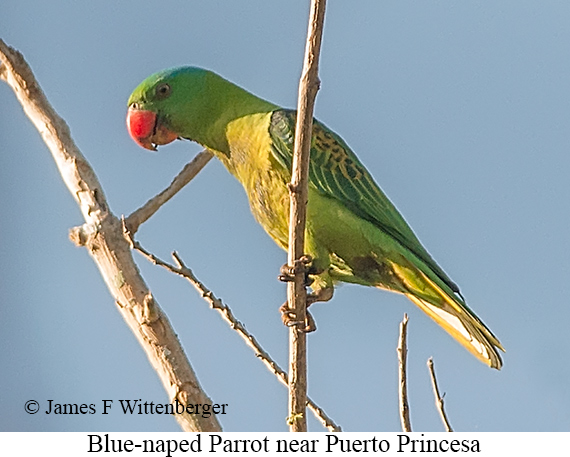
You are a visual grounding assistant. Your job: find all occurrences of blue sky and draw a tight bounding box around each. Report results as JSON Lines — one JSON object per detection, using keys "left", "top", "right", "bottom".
{"left": 1, "top": 1, "right": 570, "bottom": 432}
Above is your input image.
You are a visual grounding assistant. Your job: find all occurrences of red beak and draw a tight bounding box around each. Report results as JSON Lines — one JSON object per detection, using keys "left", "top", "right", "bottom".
{"left": 127, "top": 108, "right": 178, "bottom": 151}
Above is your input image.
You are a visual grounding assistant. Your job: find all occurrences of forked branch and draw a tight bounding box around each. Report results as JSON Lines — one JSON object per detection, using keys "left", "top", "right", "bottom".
{"left": 0, "top": 39, "right": 221, "bottom": 432}
{"left": 125, "top": 150, "right": 213, "bottom": 234}
{"left": 129, "top": 238, "right": 342, "bottom": 432}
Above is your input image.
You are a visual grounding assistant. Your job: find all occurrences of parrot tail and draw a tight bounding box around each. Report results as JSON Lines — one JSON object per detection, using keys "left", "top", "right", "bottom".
{"left": 395, "top": 265, "right": 505, "bottom": 369}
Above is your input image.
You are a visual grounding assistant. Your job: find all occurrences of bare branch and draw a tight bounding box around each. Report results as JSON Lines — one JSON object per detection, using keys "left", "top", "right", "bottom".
{"left": 287, "top": 0, "right": 327, "bottom": 432}
{"left": 0, "top": 39, "right": 221, "bottom": 432}
{"left": 427, "top": 357, "right": 453, "bottom": 432}
{"left": 125, "top": 150, "right": 213, "bottom": 234}
{"left": 397, "top": 314, "right": 412, "bottom": 432}
{"left": 130, "top": 239, "right": 342, "bottom": 432}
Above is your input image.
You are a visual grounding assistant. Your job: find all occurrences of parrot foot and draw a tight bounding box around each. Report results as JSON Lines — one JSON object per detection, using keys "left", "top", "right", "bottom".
{"left": 279, "top": 287, "right": 334, "bottom": 333}
{"left": 279, "top": 302, "right": 317, "bottom": 333}
{"left": 278, "top": 255, "right": 321, "bottom": 287}
{"left": 307, "top": 286, "right": 334, "bottom": 305}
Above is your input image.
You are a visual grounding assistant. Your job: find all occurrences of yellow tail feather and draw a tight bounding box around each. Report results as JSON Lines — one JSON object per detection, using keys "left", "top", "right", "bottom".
{"left": 402, "top": 270, "right": 504, "bottom": 369}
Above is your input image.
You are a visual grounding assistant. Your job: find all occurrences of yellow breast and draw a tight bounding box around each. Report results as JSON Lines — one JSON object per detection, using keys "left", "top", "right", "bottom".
{"left": 219, "top": 113, "right": 291, "bottom": 250}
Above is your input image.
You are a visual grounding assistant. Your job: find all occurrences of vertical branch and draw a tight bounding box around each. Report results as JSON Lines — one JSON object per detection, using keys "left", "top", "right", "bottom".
{"left": 427, "top": 357, "right": 453, "bottom": 432}
{"left": 287, "top": 0, "right": 327, "bottom": 432}
{"left": 397, "top": 314, "right": 412, "bottom": 432}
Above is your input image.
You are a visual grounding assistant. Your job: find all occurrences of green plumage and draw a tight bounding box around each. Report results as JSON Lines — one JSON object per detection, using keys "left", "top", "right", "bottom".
{"left": 128, "top": 67, "right": 504, "bottom": 368}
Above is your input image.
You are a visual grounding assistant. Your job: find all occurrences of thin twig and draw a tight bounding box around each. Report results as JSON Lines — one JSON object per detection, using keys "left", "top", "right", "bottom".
{"left": 287, "top": 0, "right": 327, "bottom": 432}
{"left": 427, "top": 357, "right": 453, "bottom": 432}
{"left": 125, "top": 150, "right": 213, "bottom": 234}
{"left": 0, "top": 39, "right": 221, "bottom": 432}
{"left": 397, "top": 314, "right": 412, "bottom": 432}
{"left": 129, "top": 238, "right": 342, "bottom": 432}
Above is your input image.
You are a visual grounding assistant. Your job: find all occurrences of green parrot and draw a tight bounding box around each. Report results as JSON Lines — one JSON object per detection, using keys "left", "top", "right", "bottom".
{"left": 127, "top": 67, "right": 504, "bottom": 369}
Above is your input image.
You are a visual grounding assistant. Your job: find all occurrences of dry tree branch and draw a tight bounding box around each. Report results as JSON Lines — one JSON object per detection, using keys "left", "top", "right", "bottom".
{"left": 427, "top": 357, "right": 453, "bottom": 432}
{"left": 125, "top": 150, "right": 213, "bottom": 234}
{"left": 397, "top": 314, "right": 412, "bottom": 432}
{"left": 128, "top": 239, "right": 342, "bottom": 432}
{"left": 0, "top": 39, "right": 221, "bottom": 432}
{"left": 286, "top": 0, "right": 327, "bottom": 432}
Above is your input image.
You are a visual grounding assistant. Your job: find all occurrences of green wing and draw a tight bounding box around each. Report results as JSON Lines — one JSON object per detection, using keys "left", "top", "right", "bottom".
{"left": 268, "top": 109, "right": 460, "bottom": 294}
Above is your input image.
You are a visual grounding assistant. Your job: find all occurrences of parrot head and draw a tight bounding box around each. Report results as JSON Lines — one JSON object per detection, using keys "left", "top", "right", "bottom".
{"left": 127, "top": 66, "right": 212, "bottom": 151}
{"left": 127, "top": 66, "right": 276, "bottom": 154}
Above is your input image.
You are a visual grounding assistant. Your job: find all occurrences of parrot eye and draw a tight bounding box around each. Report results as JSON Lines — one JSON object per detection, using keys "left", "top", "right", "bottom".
{"left": 155, "top": 83, "right": 171, "bottom": 100}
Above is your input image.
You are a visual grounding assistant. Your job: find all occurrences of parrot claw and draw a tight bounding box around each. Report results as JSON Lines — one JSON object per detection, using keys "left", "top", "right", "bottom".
{"left": 279, "top": 286, "right": 334, "bottom": 332}
{"left": 278, "top": 258, "right": 333, "bottom": 332}
{"left": 277, "top": 255, "right": 319, "bottom": 287}
{"left": 279, "top": 302, "right": 317, "bottom": 333}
